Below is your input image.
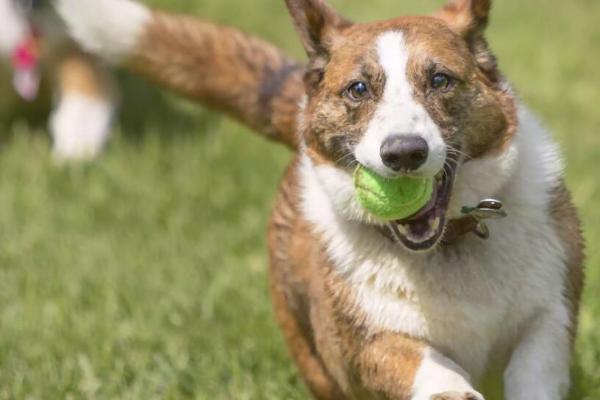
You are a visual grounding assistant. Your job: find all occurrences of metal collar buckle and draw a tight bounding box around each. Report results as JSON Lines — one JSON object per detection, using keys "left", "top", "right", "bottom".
{"left": 461, "top": 199, "right": 507, "bottom": 240}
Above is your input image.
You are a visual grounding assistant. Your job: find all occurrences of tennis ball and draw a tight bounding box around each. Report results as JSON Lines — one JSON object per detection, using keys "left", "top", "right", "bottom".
{"left": 353, "top": 166, "right": 434, "bottom": 221}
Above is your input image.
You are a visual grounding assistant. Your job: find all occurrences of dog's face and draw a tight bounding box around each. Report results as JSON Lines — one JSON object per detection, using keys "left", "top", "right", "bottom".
{"left": 288, "top": 0, "right": 517, "bottom": 251}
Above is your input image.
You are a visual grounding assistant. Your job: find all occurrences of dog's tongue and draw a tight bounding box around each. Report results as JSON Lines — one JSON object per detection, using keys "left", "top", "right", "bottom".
{"left": 407, "top": 218, "right": 431, "bottom": 237}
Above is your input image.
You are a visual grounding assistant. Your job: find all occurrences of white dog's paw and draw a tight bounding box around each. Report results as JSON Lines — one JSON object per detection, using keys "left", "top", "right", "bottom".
{"left": 412, "top": 349, "right": 483, "bottom": 400}
{"left": 429, "top": 390, "right": 485, "bottom": 400}
{"left": 50, "top": 93, "right": 114, "bottom": 161}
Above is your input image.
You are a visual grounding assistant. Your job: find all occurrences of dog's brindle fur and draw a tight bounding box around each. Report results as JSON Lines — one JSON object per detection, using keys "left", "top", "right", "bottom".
{"left": 270, "top": 159, "right": 429, "bottom": 398}
{"left": 129, "top": 10, "right": 305, "bottom": 149}
{"left": 60, "top": 0, "right": 584, "bottom": 398}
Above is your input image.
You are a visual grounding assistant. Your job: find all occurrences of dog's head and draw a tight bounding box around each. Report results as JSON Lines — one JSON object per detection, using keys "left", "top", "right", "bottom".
{"left": 287, "top": 0, "right": 518, "bottom": 251}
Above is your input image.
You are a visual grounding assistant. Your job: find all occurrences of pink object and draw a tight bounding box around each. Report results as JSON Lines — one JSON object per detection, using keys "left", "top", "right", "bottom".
{"left": 12, "top": 42, "right": 37, "bottom": 69}
{"left": 11, "top": 32, "right": 41, "bottom": 101}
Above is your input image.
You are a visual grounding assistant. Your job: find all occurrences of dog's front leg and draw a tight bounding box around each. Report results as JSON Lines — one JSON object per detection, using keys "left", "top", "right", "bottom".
{"left": 503, "top": 304, "right": 572, "bottom": 400}
{"left": 355, "top": 333, "right": 484, "bottom": 400}
{"left": 50, "top": 51, "right": 116, "bottom": 161}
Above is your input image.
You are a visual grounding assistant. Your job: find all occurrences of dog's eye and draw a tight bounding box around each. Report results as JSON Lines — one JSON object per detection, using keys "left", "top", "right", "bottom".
{"left": 346, "top": 81, "right": 370, "bottom": 101}
{"left": 431, "top": 73, "right": 453, "bottom": 90}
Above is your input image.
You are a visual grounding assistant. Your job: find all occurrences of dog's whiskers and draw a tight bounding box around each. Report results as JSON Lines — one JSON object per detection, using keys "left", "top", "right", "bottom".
{"left": 446, "top": 144, "right": 471, "bottom": 161}
{"left": 334, "top": 151, "right": 358, "bottom": 168}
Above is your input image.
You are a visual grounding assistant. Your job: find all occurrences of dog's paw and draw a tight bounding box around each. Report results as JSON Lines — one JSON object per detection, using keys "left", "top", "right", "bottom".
{"left": 430, "top": 391, "right": 484, "bottom": 400}
{"left": 50, "top": 93, "right": 114, "bottom": 161}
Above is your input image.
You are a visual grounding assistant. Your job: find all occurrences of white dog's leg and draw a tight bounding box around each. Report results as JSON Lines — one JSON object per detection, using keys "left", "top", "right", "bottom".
{"left": 412, "top": 349, "right": 484, "bottom": 400}
{"left": 504, "top": 303, "right": 572, "bottom": 400}
{"left": 50, "top": 52, "right": 116, "bottom": 161}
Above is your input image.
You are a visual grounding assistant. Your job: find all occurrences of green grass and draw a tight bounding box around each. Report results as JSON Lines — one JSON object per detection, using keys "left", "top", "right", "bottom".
{"left": 0, "top": 0, "right": 599, "bottom": 398}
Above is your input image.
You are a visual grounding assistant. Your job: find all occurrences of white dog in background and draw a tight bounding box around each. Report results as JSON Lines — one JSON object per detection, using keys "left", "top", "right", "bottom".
{"left": 0, "top": 0, "right": 116, "bottom": 161}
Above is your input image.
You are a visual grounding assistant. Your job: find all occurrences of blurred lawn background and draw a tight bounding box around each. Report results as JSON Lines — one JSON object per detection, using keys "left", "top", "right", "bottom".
{"left": 0, "top": 0, "right": 598, "bottom": 398}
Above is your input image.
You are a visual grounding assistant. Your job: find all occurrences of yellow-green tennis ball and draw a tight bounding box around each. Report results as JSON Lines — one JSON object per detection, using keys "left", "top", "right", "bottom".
{"left": 353, "top": 166, "right": 434, "bottom": 221}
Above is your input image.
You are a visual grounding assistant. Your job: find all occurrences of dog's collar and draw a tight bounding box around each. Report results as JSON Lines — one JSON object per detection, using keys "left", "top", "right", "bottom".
{"left": 378, "top": 199, "right": 507, "bottom": 247}
{"left": 441, "top": 215, "right": 487, "bottom": 244}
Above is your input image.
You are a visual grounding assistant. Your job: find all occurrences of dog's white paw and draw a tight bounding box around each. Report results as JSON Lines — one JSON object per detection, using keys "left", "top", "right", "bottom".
{"left": 50, "top": 93, "right": 114, "bottom": 161}
{"left": 412, "top": 349, "right": 482, "bottom": 400}
{"left": 429, "top": 390, "right": 484, "bottom": 400}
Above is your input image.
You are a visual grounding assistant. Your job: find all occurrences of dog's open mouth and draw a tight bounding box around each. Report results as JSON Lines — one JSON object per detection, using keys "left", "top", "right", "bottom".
{"left": 386, "top": 162, "right": 457, "bottom": 251}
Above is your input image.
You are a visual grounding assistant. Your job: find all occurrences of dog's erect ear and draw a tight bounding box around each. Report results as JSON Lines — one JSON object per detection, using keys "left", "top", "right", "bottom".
{"left": 436, "top": 0, "right": 491, "bottom": 39}
{"left": 435, "top": 0, "right": 499, "bottom": 83}
{"left": 284, "top": 0, "right": 351, "bottom": 60}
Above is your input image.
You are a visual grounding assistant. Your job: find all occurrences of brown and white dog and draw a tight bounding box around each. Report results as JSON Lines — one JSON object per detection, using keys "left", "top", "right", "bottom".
{"left": 0, "top": 0, "right": 115, "bottom": 160}
{"left": 56, "top": 0, "right": 584, "bottom": 398}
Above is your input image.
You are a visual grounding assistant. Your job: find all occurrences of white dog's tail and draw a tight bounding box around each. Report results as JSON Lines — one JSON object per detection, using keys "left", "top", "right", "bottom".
{"left": 55, "top": 0, "right": 305, "bottom": 149}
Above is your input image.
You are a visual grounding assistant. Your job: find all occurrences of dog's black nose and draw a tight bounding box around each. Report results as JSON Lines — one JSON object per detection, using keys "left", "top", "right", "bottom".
{"left": 380, "top": 135, "right": 429, "bottom": 171}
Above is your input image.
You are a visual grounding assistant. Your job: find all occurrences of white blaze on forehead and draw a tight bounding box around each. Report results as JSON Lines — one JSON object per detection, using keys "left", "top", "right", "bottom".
{"left": 355, "top": 31, "right": 446, "bottom": 177}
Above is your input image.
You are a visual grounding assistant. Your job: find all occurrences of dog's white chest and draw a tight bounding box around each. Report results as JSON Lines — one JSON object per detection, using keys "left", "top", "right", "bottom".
{"left": 337, "top": 214, "right": 566, "bottom": 379}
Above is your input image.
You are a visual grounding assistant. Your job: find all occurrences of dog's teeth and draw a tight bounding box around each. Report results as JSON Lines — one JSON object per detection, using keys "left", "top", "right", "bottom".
{"left": 431, "top": 217, "right": 440, "bottom": 232}
{"left": 397, "top": 223, "right": 408, "bottom": 235}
